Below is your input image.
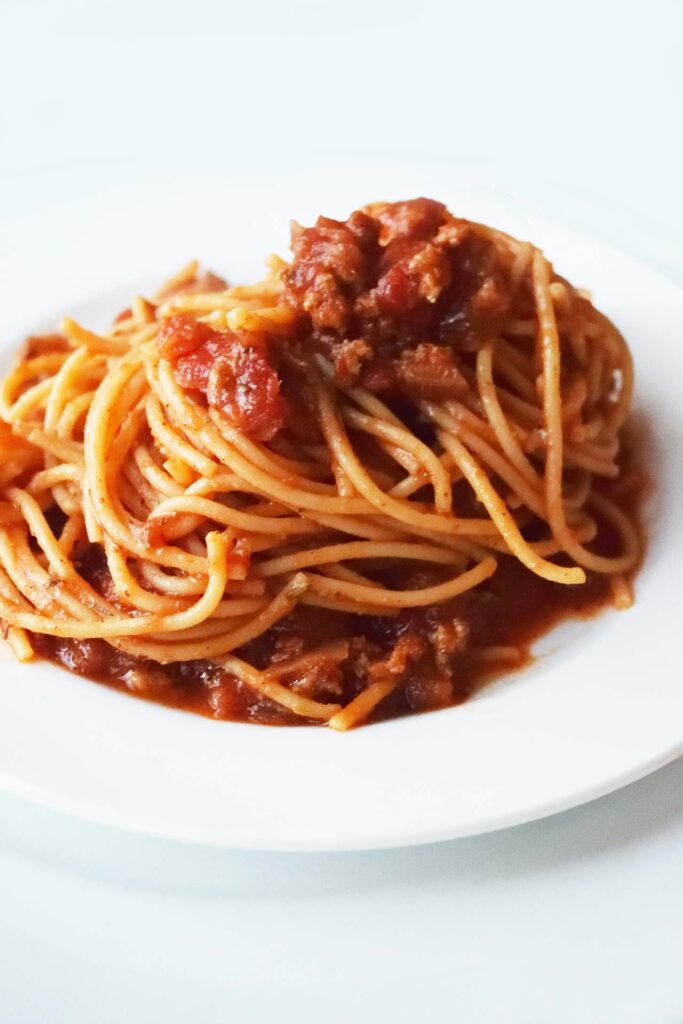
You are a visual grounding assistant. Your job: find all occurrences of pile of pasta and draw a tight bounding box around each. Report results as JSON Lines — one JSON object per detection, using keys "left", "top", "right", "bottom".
{"left": 0, "top": 222, "right": 639, "bottom": 729}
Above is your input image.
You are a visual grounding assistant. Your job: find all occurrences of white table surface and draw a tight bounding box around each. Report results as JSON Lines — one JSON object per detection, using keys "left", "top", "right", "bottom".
{"left": 1, "top": 1, "right": 681, "bottom": 1020}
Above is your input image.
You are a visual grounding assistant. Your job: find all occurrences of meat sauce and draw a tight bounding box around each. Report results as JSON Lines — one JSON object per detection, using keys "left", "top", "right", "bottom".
{"left": 282, "top": 197, "right": 511, "bottom": 402}
{"left": 154, "top": 198, "right": 513, "bottom": 445}
{"left": 31, "top": 461, "right": 642, "bottom": 728}
{"left": 25, "top": 200, "right": 644, "bottom": 726}
{"left": 29, "top": 557, "right": 615, "bottom": 726}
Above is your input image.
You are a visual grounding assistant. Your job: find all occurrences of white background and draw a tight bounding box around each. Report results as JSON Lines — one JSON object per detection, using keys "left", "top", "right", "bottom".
{"left": 1, "top": 1, "right": 682, "bottom": 1021}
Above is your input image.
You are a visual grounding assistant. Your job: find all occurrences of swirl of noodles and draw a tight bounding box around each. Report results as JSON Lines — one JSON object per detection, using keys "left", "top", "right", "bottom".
{"left": 0, "top": 201, "right": 641, "bottom": 728}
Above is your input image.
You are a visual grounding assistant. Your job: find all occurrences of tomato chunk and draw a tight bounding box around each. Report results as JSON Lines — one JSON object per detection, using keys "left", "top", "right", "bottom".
{"left": 158, "top": 314, "right": 285, "bottom": 441}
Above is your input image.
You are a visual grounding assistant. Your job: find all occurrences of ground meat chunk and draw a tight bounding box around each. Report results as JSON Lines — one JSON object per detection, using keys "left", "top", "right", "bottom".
{"left": 368, "top": 198, "right": 448, "bottom": 243}
{"left": 288, "top": 658, "right": 344, "bottom": 699}
{"left": 282, "top": 198, "right": 511, "bottom": 401}
{"left": 356, "top": 605, "right": 472, "bottom": 716}
{"left": 372, "top": 238, "right": 452, "bottom": 314}
{"left": 270, "top": 636, "right": 306, "bottom": 664}
{"left": 283, "top": 198, "right": 462, "bottom": 342}
{"left": 207, "top": 672, "right": 258, "bottom": 720}
{"left": 270, "top": 638, "right": 350, "bottom": 700}
{"left": 333, "top": 338, "right": 372, "bottom": 385}
{"left": 470, "top": 272, "right": 511, "bottom": 320}
{"left": 429, "top": 617, "right": 470, "bottom": 668}
{"left": 125, "top": 666, "right": 175, "bottom": 698}
{"left": 284, "top": 213, "right": 379, "bottom": 331}
{"left": 368, "top": 633, "right": 425, "bottom": 682}
{"left": 395, "top": 343, "right": 472, "bottom": 402}
{"left": 359, "top": 357, "right": 399, "bottom": 394}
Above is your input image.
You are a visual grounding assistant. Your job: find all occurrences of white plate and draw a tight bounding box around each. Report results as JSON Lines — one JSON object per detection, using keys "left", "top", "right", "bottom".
{"left": 0, "top": 173, "right": 681, "bottom": 851}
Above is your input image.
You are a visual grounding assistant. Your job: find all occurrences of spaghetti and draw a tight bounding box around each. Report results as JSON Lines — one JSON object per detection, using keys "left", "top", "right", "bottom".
{"left": 0, "top": 199, "right": 641, "bottom": 729}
